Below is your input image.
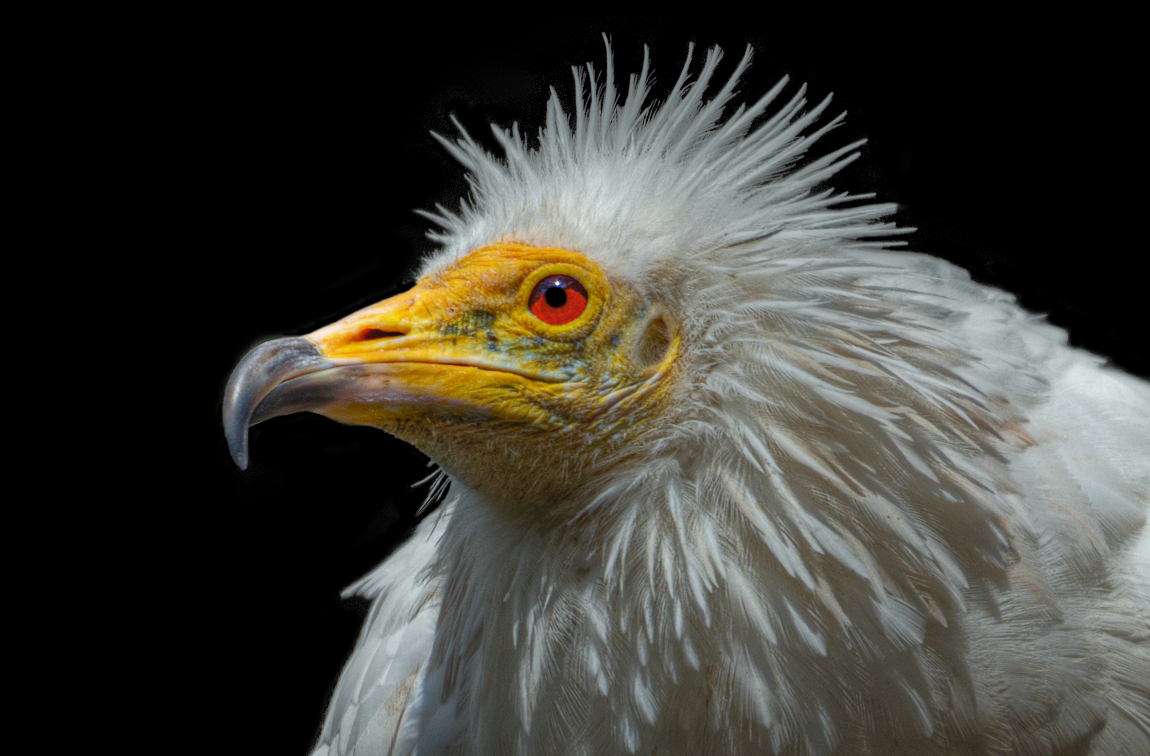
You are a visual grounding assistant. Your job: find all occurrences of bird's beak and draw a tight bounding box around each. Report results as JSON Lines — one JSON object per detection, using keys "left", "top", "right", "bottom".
{"left": 223, "top": 271, "right": 554, "bottom": 470}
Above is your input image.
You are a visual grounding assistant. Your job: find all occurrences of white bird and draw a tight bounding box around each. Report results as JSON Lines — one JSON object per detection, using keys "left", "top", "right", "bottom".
{"left": 224, "top": 40, "right": 1150, "bottom": 756}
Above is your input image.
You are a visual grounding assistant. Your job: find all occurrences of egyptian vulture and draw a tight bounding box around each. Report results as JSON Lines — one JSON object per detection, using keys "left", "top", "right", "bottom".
{"left": 223, "top": 42, "right": 1150, "bottom": 756}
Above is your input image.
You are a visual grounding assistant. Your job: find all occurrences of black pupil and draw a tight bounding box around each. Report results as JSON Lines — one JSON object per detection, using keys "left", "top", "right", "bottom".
{"left": 544, "top": 285, "right": 567, "bottom": 308}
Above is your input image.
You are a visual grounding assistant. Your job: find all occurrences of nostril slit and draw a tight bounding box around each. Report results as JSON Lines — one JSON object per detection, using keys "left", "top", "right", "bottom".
{"left": 357, "top": 328, "right": 405, "bottom": 341}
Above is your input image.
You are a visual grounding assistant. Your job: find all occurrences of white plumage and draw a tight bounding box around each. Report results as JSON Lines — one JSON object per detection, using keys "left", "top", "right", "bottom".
{"left": 249, "top": 41, "right": 1149, "bottom": 756}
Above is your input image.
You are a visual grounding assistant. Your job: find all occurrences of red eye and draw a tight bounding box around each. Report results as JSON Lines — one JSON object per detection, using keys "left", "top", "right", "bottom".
{"left": 529, "top": 275, "right": 589, "bottom": 325}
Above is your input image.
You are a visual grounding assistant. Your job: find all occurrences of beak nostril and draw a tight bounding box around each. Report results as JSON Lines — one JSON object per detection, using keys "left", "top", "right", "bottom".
{"left": 357, "top": 328, "right": 406, "bottom": 341}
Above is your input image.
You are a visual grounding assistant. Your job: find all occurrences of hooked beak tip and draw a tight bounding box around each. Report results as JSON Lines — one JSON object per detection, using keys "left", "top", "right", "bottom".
{"left": 222, "top": 337, "right": 331, "bottom": 471}
{"left": 228, "top": 442, "right": 249, "bottom": 471}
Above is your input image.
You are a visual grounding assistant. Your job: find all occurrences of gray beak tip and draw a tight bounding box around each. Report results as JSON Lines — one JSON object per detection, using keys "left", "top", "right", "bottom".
{"left": 228, "top": 442, "right": 250, "bottom": 471}
{"left": 222, "top": 337, "right": 330, "bottom": 471}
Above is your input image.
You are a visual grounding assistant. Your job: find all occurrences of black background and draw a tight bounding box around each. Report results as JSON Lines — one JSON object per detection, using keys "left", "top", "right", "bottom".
{"left": 110, "top": 10, "right": 1142, "bottom": 755}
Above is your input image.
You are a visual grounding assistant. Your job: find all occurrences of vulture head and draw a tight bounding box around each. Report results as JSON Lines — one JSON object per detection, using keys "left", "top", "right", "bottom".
{"left": 225, "top": 45, "right": 901, "bottom": 527}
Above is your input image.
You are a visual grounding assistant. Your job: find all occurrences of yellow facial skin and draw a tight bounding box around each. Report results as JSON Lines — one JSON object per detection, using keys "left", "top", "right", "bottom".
{"left": 305, "top": 242, "right": 681, "bottom": 519}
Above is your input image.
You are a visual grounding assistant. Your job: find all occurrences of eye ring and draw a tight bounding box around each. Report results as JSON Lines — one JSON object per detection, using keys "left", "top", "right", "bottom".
{"left": 528, "top": 275, "right": 589, "bottom": 325}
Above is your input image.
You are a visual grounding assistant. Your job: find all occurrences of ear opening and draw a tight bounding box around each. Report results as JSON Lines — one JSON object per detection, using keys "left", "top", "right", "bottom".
{"left": 633, "top": 313, "right": 673, "bottom": 371}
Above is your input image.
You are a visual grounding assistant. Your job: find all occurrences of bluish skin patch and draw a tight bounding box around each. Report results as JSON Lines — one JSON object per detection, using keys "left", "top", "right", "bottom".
{"left": 610, "top": 334, "right": 621, "bottom": 347}
{"left": 442, "top": 310, "right": 497, "bottom": 336}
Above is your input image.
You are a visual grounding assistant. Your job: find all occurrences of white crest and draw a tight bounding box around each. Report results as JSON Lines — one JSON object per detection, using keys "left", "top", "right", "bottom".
{"left": 419, "top": 38, "right": 898, "bottom": 283}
